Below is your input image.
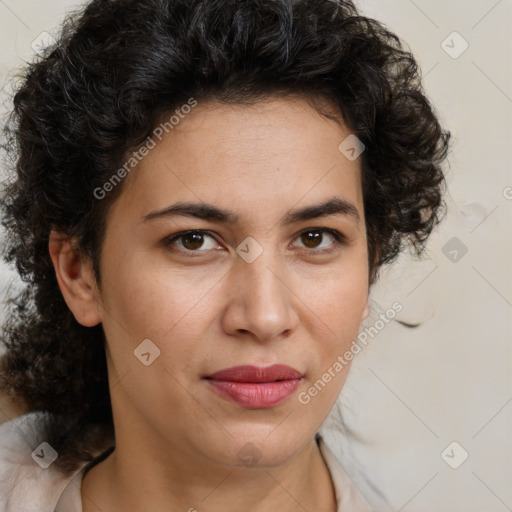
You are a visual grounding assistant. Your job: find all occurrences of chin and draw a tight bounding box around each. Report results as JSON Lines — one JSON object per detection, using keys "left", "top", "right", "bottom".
{"left": 206, "top": 431, "right": 309, "bottom": 469}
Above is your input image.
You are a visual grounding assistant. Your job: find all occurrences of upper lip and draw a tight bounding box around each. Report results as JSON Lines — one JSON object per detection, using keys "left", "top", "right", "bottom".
{"left": 204, "top": 364, "right": 302, "bottom": 383}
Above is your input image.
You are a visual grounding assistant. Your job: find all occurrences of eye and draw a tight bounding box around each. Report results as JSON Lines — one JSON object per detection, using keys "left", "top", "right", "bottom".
{"left": 163, "top": 230, "right": 221, "bottom": 252}
{"left": 163, "top": 228, "right": 346, "bottom": 255}
{"left": 292, "top": 228, "right": 345, "bottom": 253}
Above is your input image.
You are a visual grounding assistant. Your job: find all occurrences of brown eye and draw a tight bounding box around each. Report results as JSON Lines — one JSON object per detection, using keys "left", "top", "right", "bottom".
{"left": 293, "top": 228, "right": 345, "bottom": 252}
{"left": 300, "top": 230, "right": 323, "bottom": 249}
{"left": 164, "top": 231, "right": 220, "bottom": 252}
{"left": 181, "top": 233, "right": 206, "bottom": 250}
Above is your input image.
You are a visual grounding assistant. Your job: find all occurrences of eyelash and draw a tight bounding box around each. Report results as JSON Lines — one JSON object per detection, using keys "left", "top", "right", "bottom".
{"left": 162, "top": 228, "right": 346, "bottom": 256}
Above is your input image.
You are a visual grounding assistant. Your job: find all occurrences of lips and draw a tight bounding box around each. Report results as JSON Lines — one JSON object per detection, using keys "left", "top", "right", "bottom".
{"left": 204, "top": 365, "right": 303, "bottom": 408}
{"left": 205, "top": 364, "right": 302, "bottom": 383}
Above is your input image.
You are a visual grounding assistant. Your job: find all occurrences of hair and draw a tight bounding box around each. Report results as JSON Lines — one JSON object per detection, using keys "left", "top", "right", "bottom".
{"left": 0, "top": 0, "right": 450, "bottom": 472}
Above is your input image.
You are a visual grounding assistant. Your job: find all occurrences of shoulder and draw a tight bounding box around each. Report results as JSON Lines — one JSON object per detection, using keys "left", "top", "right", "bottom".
{"left": 317, "top": 433, "right": 376, "bottom": 512}
{"left": 317, "top": 424, "right": 398, "bottom": 512}
{"left": 0, "top": 412, "right": 85, "bottom": 512}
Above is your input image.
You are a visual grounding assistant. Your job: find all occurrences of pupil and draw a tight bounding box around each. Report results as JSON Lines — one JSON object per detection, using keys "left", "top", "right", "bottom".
{"left": 302, "top": 231, "right": 321, "bottom": 248}
{"left": 183, "top": 233, "right": 204, "bottom": 250}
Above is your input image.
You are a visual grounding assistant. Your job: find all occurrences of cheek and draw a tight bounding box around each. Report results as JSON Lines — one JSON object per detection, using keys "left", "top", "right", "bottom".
{"left": 101, "top": 252, "right": 218, "bottom": 338}
{"left": 97, "top": 254, "right": 225, "bottom": 389}
{"left": 301, "top": 264, "right": 368, "bottom": 387}
{"left": 98, "top": 264, "right": 211, "bottom": 411}
{"left": 305, "top": 264, "right": 368, "bottom": 334}
{"left": 298, "top": 278, "right": 367, "bottom": 417}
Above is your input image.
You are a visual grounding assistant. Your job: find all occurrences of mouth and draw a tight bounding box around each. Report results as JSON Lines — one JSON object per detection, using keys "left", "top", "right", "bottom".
{"left": 203, "top": 364, "right": 303, "bottom": 409}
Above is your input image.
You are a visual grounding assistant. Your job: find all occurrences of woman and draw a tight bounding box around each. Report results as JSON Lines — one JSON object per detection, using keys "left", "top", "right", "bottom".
{"left": 0, "top": 0, "right": 449, "bottom": 510}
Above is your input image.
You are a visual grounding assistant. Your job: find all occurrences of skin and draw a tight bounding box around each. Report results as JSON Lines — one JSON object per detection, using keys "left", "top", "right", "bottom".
{"left": 49, "top": 95, "right": 370, "bottom": 512}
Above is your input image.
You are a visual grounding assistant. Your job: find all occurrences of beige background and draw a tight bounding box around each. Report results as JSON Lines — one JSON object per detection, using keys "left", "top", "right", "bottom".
{"left": 0, "top": 1, "right": 511, "bottom": 511}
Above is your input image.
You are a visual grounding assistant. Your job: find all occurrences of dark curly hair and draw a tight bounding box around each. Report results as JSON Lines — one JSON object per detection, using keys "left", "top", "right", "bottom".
{"left": 0, "top": 0, "right": 449, "bottom": 472}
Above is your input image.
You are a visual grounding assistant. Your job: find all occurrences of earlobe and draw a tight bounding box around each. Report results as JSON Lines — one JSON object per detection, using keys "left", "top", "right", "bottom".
{"left": 48, "top": 231, "right": 102, "bottom": 327}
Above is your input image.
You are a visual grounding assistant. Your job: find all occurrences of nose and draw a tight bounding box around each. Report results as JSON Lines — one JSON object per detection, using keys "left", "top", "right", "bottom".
{"left": 220, "top": 252, "right": 299, "bottom": 343}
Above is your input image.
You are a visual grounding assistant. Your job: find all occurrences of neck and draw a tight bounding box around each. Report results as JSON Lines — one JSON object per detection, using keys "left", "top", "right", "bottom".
{"left": 81, "top": 430, "right": 337, "bottom": 512}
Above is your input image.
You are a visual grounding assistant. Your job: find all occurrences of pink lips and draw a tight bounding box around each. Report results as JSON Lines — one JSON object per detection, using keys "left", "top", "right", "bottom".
{"left": 204, "top": 364, "right": 303, "bottom": 409}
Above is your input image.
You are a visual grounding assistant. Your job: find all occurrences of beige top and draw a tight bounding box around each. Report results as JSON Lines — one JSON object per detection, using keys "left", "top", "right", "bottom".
{"left": 0, "top": 412, "right": 373, "bottom": 511}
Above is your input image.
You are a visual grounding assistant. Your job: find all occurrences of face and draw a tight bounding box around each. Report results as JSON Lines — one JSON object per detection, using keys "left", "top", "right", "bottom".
{"left": 86, "top": 96, "right": 369, "bottom": 468}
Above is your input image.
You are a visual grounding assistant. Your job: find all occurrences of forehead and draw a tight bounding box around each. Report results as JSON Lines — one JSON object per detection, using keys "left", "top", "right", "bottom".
{"left": 111, "top": 96, "right": 364, "bottom": 224}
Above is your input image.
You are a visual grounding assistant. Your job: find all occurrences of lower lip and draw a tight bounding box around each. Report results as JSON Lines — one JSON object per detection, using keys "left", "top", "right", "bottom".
{"left": 206, "top": 379, "right": 302, "bottom": 408}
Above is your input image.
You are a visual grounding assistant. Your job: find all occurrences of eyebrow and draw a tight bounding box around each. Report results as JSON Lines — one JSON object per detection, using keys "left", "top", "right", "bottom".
{"left": 143, "top": 196, "right": 360, "bottom": 225}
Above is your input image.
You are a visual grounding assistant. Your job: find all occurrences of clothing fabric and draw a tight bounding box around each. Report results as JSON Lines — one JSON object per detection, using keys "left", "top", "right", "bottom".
{"left": 0, "top": 412, "right": 373, "bottom": 511}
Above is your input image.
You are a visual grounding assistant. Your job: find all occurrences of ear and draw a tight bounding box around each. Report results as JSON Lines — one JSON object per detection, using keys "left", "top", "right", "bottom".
{"left": 49, "top": 231, "right": 101, "bottom": 327}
